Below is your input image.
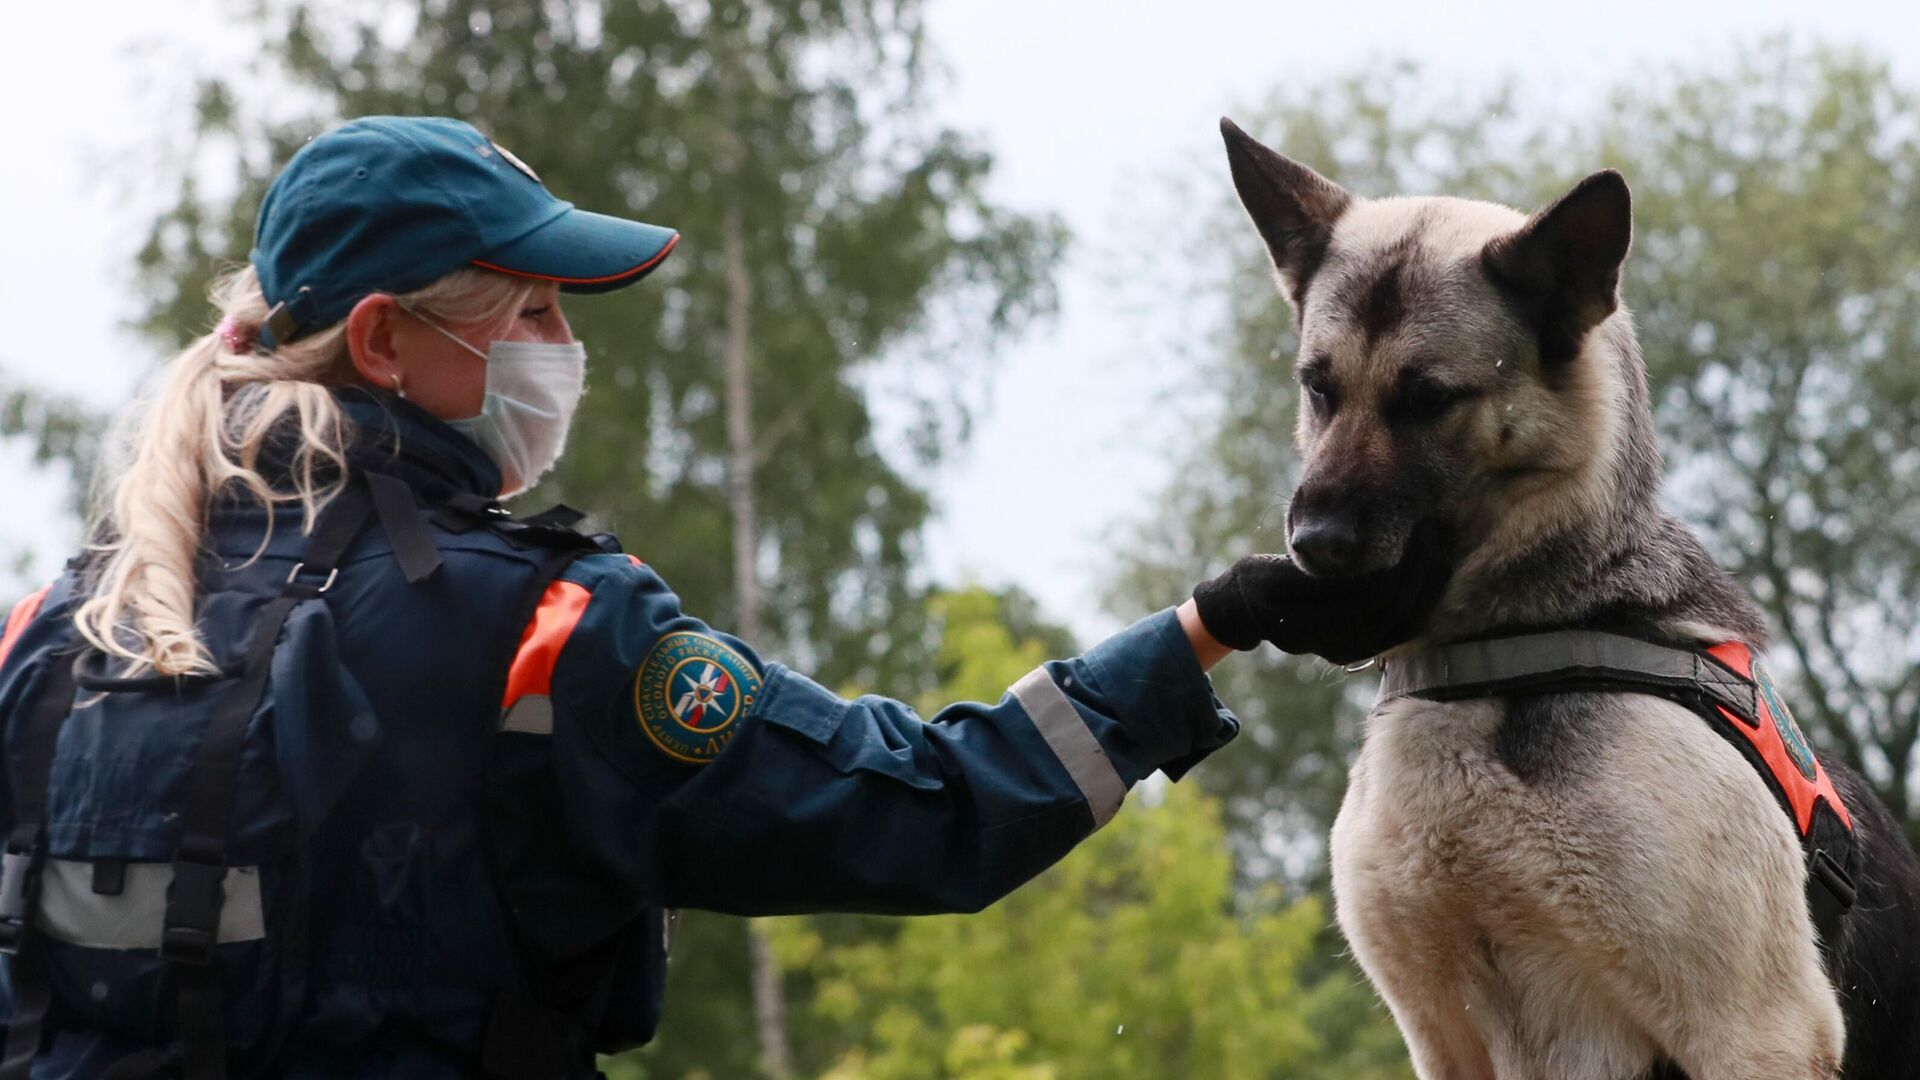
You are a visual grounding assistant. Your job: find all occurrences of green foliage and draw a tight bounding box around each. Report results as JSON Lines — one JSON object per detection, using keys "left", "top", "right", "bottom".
{"left": 0, "top": 374, "right": 105, "bottom": 515}
{"left": 915, "top": 585, "right": 1076, "bottom": 711}
{"left": 772, "top": 784, "right": 1407, "bottom": 1080}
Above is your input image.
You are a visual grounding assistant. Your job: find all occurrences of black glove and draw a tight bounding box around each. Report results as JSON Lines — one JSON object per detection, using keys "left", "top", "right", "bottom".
{"left": 1191, "top": 525, "right": 1453, "bottom": 664}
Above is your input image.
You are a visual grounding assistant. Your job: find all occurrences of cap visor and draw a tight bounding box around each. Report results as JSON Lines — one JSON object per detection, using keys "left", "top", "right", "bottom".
{"left": 473, "top": 207, "right": 679, "bottom": 294}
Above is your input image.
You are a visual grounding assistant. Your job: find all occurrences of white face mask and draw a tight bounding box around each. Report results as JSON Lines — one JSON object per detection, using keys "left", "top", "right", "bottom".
{"left": 406, "top": 309, "right": 587, "bottom": 497}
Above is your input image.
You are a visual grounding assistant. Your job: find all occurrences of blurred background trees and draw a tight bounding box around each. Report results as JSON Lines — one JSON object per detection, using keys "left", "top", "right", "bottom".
{"left": 10, "top": 4, "right": 1920, "bottom": 1074}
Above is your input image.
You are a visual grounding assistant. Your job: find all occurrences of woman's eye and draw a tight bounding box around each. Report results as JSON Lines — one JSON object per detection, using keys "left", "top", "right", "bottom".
{"left": 520, "top": 305, "right": 551, "bottom": 321}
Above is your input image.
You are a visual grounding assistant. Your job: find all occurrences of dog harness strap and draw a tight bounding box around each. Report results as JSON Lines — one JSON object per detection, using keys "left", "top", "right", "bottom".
{"left": 1378, "top": 630, "right": 1756, "bottom": 719}
{"left": 1381, "top": 629, "right": 1860, "bottom": 967}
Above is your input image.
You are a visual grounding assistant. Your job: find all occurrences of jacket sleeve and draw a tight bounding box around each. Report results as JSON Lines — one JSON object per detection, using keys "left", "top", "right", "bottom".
{"left": 538, "top": 555, "right": 1238, "bottom": 917}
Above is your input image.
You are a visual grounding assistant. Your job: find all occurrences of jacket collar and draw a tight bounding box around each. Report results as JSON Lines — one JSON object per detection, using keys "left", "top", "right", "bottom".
{"left": 335, "top": 386, "right": 503, "bottom": 501}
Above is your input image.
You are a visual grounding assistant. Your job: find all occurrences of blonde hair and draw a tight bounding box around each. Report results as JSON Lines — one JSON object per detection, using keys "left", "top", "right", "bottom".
{"left": 78, "top": 263, "right": 535, "bottom": 676}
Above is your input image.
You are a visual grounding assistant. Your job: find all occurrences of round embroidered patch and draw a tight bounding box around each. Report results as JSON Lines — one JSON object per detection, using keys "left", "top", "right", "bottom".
{"left": 634, "top": 632, "right": 760, "bottom": 765}
{"left": 1752, "top": 657, "right": 1817, "bottom": 781}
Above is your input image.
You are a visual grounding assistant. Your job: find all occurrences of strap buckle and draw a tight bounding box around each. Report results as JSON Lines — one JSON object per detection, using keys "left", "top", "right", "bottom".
{"left": 0, "top": 848, "right": 40, "bottom": 954}
{"left": 284, "top": 561, "right": 339, "bottom": 594}
{"left": 1811, "top": 850, "right": 1857, "bottom": 913}
{"left": 160, "top": 856, "right": 227, "bottom": 965}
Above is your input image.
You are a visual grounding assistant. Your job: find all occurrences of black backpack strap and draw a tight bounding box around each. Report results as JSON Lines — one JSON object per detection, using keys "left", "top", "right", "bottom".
{"left": 365, "top": 471, "right": 442, "bottom": 585}
{"left": 158, "top": 480, "right": 374, "bottom": 1080}
{"left": 432, "top": 492, "right": 512, "bottom": 534}
{"left": 0, "top": 648, "right": 81, "bottom": 1079}
{"left": 518, "top": 504, "right": 586, "bottom": 530}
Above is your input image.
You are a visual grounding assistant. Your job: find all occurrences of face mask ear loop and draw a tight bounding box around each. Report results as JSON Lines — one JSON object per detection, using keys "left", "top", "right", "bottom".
{"left": 394, "top": 299, "right": 489, "bottom": 362}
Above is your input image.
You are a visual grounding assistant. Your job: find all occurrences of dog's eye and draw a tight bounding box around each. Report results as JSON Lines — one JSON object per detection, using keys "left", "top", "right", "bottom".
{"left": 1388, "top": 377, "right": 1475, "bottom": 424}
{"left": 1301, "top": 375, "right": 1339, "bottom": 416}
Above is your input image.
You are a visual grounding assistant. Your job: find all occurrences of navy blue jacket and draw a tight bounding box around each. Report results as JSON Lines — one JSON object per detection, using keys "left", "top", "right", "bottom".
{"left": 0, "top": 392, "right": 1239, "bottom": 1077}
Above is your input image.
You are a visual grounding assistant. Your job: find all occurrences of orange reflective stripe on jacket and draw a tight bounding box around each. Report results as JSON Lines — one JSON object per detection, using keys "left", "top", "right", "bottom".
{"left": 499, "top": 556, "right": 639, "bottom": 734}
{"left": 501, "top": 580, "right": 592, "bottom": 734}
{"left": 0, "top": 583, "right": 52, "bottom": 670}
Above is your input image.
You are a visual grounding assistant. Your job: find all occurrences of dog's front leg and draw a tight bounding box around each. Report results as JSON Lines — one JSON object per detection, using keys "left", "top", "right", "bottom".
{"left": 1654, "top": 997, "right": 1842, "bottom": 1080}
{"left": 1386, "top": 994, "right": 1498, "bottom": 1080}
{"left": 1332, "top": 751, "right": 1498, "bottom": 1080}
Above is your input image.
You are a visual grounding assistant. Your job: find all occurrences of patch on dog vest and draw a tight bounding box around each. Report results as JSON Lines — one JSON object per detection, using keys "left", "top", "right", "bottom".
{"left": 634, "top": 632, "right": 759, "bottom": 765}
{"left": 1752, "top": 657, "right": 1816, "bottom": 782}
{"left": 1703, "top": 642, "right": 1850, "bottom": 834}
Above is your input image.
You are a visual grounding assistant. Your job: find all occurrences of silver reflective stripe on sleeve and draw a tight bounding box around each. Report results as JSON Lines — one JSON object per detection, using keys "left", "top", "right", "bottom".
{"left": 34, "top": 859, "right": 266, "bottom": 950}
{"left": 502, "top": 694, "right": 554, "bottom": 735}
{"left": 1009, "top": 668, "right": 1126, "bottom": 829}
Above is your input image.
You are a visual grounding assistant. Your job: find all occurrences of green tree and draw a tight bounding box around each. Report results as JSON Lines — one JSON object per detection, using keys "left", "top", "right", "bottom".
{"left": 127, "top": 2, "right": 1065, "bottom": 1075}
{"left": 772, "top": 784, "right": 1407, "bottom": 1080}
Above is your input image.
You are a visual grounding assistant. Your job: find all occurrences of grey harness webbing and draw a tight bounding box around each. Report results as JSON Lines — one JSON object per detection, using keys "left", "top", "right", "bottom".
{"left": 1376, "top": 628, "right": 1858, "bottom": 966}
{"left": 1378, "top": 629, "right": 1755, "bottom": 718}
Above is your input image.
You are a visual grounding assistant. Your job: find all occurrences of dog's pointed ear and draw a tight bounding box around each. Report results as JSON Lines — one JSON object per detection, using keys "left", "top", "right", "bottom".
{"left": 1482, "top": 170, "right": 1632, "bottom": 367}
{"left": 1221, "top": 117, "right": 1351, "bottom": 310}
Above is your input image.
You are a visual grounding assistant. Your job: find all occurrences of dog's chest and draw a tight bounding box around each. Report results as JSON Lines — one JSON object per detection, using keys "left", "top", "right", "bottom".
{"left": 1329, "top": 692, "right": 1643, "bottom": 948}
{"left": 1333, "top": 698, "right": 1517, "bottom": 884}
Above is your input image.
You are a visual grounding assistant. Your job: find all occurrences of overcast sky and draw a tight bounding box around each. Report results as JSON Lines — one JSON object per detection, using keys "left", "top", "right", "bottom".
{"left": 6, "top": 0, "right": 1920, "bottom": 640}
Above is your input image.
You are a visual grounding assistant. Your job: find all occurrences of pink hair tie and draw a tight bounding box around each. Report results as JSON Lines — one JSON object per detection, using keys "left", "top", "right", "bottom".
{"left": 216, "top": 316, "right": 257, "bottom": 355}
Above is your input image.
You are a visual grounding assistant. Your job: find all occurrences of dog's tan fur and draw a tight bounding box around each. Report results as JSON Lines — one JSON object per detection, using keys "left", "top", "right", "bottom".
{"left": 1335, "top": 696, "right": 1840, "bottom": 1079}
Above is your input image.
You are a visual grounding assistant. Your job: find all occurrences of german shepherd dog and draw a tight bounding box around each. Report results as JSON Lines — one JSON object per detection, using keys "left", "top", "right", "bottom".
{"left": 1219, "top": 118, "right": 1920, "bottom": 1079}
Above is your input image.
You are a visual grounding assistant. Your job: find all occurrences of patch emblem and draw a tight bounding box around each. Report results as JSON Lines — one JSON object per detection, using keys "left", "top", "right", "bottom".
{"left": 1752, "top": 657, "right": 1817, "bottom": 781}
{"left": 490, "top": 140, "right": 541, "bottom": 183}
{"left": 635, "top": 632, "right": 759, "bottom": 765}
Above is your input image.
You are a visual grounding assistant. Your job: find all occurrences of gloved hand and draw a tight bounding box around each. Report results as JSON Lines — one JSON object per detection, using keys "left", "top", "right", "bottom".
{"left": 1191, "top": 524, "right": 1453, "bottom": 664}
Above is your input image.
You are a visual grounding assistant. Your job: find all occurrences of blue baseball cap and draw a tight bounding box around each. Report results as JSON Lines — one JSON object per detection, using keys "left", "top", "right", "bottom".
{"left": 251, "top": 116, "right": 679, "bottom": 348}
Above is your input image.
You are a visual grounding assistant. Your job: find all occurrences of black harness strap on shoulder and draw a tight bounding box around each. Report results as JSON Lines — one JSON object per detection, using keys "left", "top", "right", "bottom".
{"left": 1379, "top": 630, "right": 1859, "bottom": 966}
{"left": 154, "top": 481, "right": 376, "bottom": 1080}
{"left": 0, "top": 650, "right": 80, "bottom": 1079}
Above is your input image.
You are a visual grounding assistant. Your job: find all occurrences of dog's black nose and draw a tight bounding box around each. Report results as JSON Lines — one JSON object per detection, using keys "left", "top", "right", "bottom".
{"left": 1290, "top": 517, "right": 1362, "bottom": 577}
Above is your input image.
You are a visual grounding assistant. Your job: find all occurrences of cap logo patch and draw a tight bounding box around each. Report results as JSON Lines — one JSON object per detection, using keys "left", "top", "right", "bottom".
{"left": 490, "top": 140, "right": 542, "bottom": 183}
{"left": 635, "top": 632, "right": 759, "bottom": 764}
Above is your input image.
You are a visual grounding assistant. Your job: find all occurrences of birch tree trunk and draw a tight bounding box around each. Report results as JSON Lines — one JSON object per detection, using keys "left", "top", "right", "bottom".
{"left": 723, "top": 200, "right": 795, "bottom": 1080}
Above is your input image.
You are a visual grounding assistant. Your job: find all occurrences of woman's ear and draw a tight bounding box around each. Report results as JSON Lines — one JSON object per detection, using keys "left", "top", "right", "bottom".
{"left": 344, "top": 293, "right": 405, "bottom": 391}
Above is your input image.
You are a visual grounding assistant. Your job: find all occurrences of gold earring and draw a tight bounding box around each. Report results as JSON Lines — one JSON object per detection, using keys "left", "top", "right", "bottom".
{"left": 391, "top": 373, "right": 406, "bottom": 399}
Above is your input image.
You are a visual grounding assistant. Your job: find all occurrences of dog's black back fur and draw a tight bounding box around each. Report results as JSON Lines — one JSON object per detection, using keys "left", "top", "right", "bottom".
{"left": 1826, "top": 762, "right": 1920, "bottom": 1077}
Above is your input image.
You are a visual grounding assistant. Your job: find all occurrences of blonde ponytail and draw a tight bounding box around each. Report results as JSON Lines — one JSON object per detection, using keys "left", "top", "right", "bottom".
{"left": 77, "top": 264, "right": 534, "bottom": 676}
